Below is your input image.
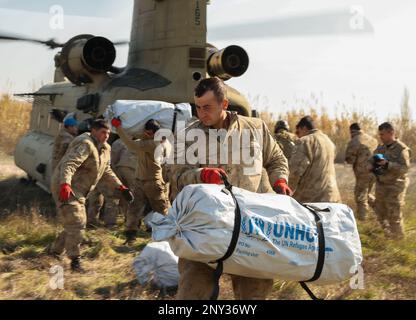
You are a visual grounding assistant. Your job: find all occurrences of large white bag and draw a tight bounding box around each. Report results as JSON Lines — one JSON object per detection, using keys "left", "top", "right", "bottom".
{"left": 150, "top": 184, "right": 362, "bottom": 285}
{"left": 105, "top": 100, "right": 192, "bottom": 136}
{"left": 133, "top": 240, "right": 179, "bottom": 289}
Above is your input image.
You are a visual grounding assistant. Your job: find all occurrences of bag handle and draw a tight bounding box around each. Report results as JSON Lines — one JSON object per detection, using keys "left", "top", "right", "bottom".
{"left": 209, "top": 174, "right": 242, "bottom": 300}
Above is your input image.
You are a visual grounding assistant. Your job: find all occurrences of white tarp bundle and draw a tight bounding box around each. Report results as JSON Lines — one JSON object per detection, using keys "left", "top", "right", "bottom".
{"left": 104, "top": 100, "right": 192, "bottom": 136}
{"left": 150, "top": 184, "right": 362, "bottom": 285}
{"left": 133, "top": 240, "right": 179, "bottom": 289}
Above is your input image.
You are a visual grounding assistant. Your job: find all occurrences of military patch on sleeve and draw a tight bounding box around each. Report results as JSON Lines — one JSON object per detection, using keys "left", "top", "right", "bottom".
{"left": 76, "top": 144, "right": 89, "bottom": 155}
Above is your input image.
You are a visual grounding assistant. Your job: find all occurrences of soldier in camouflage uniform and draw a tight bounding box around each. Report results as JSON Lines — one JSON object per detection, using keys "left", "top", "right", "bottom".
{"left": 49, "top": 120, "right": 133, "bottom": 271}
{"left": 86, "top": 138, "right": 137, "bottom": 229}
{"left": 289, "top": 116, "right": 341, "bottom": 203}
{"left": 169, "top": 78, "right": 291, "bottom": 300}
{"left": 274, "top": 120, "right": 298, "bottom": 160}
{"left": 368, "top": 122, "right": 411, "bottom": 239}
{"left": 345, "top": 123, "right": 378, "bottom": 220}
{"left": 51, "top": 117, "right": 78, "bottom": 172}
{"left": 111, "top": 118, "right": 170, "bottom": 244}
{"left": 86, "top": 185, "right": 120, "bottom": 229}
{"left": 111, "top": 138, "right": 137, "bottom": 217}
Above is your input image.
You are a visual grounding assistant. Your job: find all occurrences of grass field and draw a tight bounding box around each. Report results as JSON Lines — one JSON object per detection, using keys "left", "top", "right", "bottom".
{"left": 0, "top": 93, "right": 415, "bottom": 300}
{"left": 0, "top": 152, "right": 415, "bottom": 300}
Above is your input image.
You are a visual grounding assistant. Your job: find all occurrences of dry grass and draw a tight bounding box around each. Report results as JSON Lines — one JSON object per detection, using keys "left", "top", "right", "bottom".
{"left": 0, "top": 158, "right": 415, "bottom": 300}
{"left": 1, "top": 93, "right": 415, "bottom": 300}
{"left": 0, "top": 94, "right": 31, "bottom": 155}
{"left": 257, "top": 88, "right": 416, "bottom": 163}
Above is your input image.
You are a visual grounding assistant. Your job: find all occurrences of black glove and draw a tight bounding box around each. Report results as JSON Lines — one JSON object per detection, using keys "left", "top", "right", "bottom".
{"left": 119, "top": 186, "right": 134, "bottom": 203}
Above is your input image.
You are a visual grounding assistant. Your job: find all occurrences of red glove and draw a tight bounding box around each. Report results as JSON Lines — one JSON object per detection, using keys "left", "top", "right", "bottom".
{"left": 111, "top": 117, "right": 122, "bottom": 128}
{"left": 59, "top": 183, "right": 73, "bottom": 202}
{"left": 273, "top": 179, "right": 293, "bottom": 196}
{"left": 200, "top": 168, "right": 227, "bottom": 184}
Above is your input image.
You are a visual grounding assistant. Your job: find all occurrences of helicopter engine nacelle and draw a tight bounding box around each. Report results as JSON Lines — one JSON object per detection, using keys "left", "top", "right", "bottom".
{"left": 58, "top": 35, "right": 116, "bottom": 85}
{"left": 207, "top": 45, "right": 249, "bottom": 81}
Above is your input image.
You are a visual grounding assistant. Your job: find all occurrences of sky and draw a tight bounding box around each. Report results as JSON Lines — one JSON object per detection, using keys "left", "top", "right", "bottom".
{"left": 0, "top": 0, "right": 415, "bottom": 120}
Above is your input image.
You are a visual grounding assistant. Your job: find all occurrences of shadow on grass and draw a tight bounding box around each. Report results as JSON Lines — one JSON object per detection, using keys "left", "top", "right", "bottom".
{"left": 112, "top": 241, "right": 147, "bottom": 254}
{"left": 0, "top": 232, "right": 55, "bottom": 254}
{"left": 0, "top": 177, "right": 55, "bottom": 218}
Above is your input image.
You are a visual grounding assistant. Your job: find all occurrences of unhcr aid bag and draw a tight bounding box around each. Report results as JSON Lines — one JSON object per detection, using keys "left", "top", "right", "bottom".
{"left": 150, "top": 182, "right": 362, "bottom": 295}
{"left": 133, "top": 240, "right": 179, "bottom": 289}
{"left": 104, "top": 100, "right": 192, "bottom": 136}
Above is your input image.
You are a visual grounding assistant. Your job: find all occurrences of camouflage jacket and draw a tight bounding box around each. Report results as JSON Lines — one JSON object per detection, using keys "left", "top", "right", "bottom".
{"left": 51, "top": 133, "right": 122, "bottom": 204}
{"left": 275, "top": 130, "right": 298, "bottom": 160}
{"left": 51, "top": 128, "right": 75, "bottom": 172}
{"left": 370, "top": 139, "right": 411, "bottom": 186}
{"left": 289, "top": 129, "right": 341, "bottom": 203}
{"left": 168, "top": 112, "right": 289, "bottom": 199}
{"left": 345, "top": 131, "right": 378, "bottom": 178}
{"left": 111, "top": 138, "right": 137, "bottom": 171}
{"left": 116, "top": 127, "right": 166, "bottom": 181}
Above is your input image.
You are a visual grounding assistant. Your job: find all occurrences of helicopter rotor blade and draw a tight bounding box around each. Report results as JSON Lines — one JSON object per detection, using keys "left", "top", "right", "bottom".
{"left": 113, "top": 40, "right": 130, "bottom": 46}
{"left": 0, "top": 32, "right": 128, "bottom": 48}
{"left": 0, "top": 33, "right": 64, "bottom": 49}
{"left": 208, "top": 10, "right": 374, "bottom": 41}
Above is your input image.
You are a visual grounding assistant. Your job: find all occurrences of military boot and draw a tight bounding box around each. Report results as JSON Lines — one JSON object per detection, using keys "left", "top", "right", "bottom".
{"left": 124, "top": 230, "right": 137, "bottom": 245}
{"left": 70, "top": 256, "right": 85, "bottom": 273}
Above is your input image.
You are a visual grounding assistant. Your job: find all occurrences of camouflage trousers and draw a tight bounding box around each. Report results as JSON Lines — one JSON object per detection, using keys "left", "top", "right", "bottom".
{"left": 176, "top": 258, "right": 273, "bottom": 300}
{"left": 86, "top": 188, "right": 119, "bottom": 227}
{"left": 354, "top": 175, "right": 375, "bottom": 220}
{"left": 374, "top": 180, "right": 408, "bottom": 239}
{"left": 51, "top": 200, "right": 86, "bottom": 259}
{"left": 125, "top": 179, "right": 170, "bottom": 232}
{"left": 113, "top": 166, "right": 136, "bottom": 218}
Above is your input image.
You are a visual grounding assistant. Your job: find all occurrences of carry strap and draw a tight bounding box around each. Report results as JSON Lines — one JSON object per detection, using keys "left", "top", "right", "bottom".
{"left": 171, "top": 106, "right": 182, "bottom": 133}
{"left": 210, "top": 174, "right": 242, "bottom": 300}
{"left": 209, "top": 184, "right": 327, "bottom": 300}
{"left": 298, "top": 204, "right": 327, "bottom": 300}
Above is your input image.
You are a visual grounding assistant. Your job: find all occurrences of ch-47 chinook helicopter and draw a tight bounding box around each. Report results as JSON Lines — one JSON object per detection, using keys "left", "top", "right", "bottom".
{"left": 0, "top": 0, "right": 374, "bottom": 193}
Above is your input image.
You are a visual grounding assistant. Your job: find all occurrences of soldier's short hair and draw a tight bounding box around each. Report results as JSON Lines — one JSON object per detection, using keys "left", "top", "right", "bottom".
{"left": 145, "top": 119, "right": 161, "bottom": 133}
{"left": 91, "top": 119, "right": 110, "bottom": 131}
{"left": 296, "top": 116, "right": 316, "bottom": 130}
{"left": 350, "top": 123, "right": 361, "bottom": 131}
{"left": 275, "top": 120, "right": 289, "bottom": 133}
{"left": 194, "top": 77, "right": 227, "bottom": 102}
{"left": 378, "top": 122, "right": 394, "bottom": 132}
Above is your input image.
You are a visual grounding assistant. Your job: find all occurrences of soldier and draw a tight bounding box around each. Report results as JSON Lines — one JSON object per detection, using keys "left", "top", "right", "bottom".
{"left": 111, "top": 138, "right": 137, "bottom": 217}
{"left": 369, "top": 122, "right": 411, "bottom": 239}
{"left": 111, "top": 118, "right": 170, "bottom": 244}
{"left": 274, "top": 120, "right": 298, "bottom": 160}
{"left": 51, "top": 117, "right": 78, "bottom": 172}
{"left": 86, "top": 185, "right": 120, "bottom": 229}
{"left": 169, "top": 77, "right": 290, "bottom": 300}
{"left": 345, "top": 123, "right": 378, "bottom": 220}
{"left": 289, "top": 116, "right": 341, "bottom": 203}
{"left": 49, "top": 119, "right": 133, "bottom": 271}
{"left": 87, "top": 138, "right": 137, "bottom": 230}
